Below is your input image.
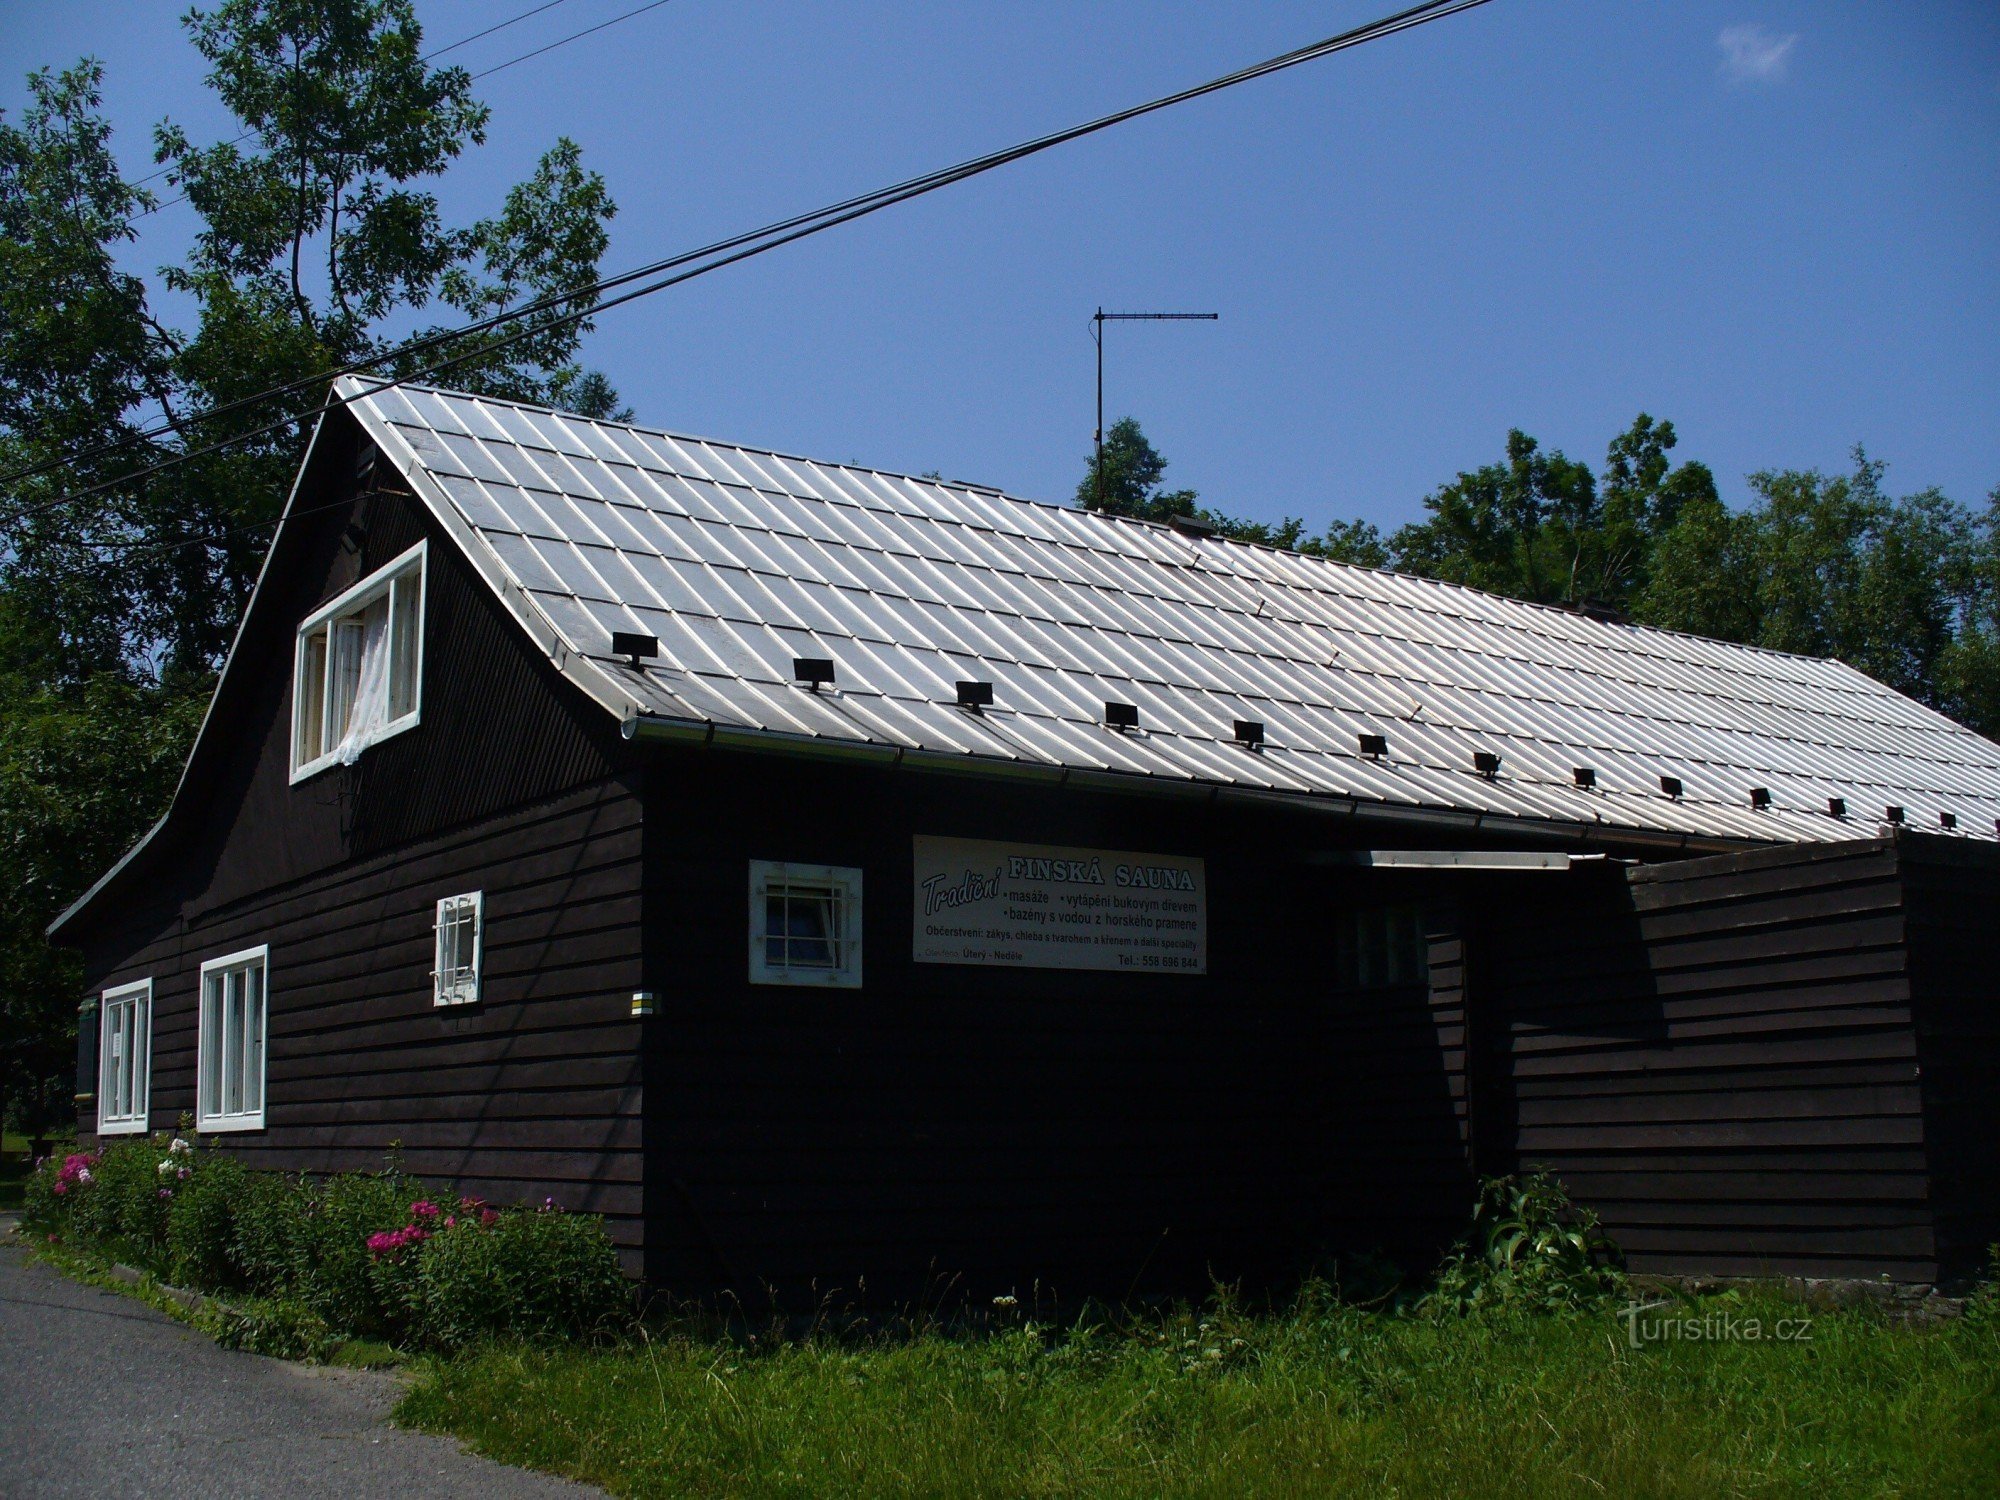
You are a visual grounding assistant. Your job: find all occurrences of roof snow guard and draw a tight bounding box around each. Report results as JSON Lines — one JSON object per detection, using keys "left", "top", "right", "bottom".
{"left": 340, "top": 378, "right": 2000, "bottom": 847}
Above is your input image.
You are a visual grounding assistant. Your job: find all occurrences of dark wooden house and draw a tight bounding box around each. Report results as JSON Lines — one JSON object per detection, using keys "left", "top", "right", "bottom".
{"left": 51, "top": 379, "right": 2000, "bottom": 1296}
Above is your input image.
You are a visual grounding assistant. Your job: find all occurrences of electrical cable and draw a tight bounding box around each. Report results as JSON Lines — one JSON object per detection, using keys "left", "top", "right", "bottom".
{"left": 21, "top": 0, "right": 1495, "bottom": 553}
{"left": 128, "top": 0, "right": 671, "bottom": 220}
{"left": 117, "top": 0, "right": 580, "bottom": 194}
{"left": 7, "top": 0, "right": 1484, "bottom": 504}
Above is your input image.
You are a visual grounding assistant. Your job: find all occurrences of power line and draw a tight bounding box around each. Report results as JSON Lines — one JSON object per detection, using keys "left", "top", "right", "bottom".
{"left": 27, "top": 0, "right": 1496, "bottom": 553}
{"left": 463, "top": 0, "right": 674, "bottom": 83}
{"left": 6, "top": 0, "right": 1485, "bottom": 504}
{"left": 117, "top": 0, "right": 580, "bottom": 194}
{"left": 1, "top": 1, "right": 685, "bottom": 498}
{"left": 125, "top": 0, "right": 671, "bottom": 221}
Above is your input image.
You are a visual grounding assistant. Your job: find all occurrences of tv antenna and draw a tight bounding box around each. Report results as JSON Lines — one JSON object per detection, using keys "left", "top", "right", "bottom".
{"left": 1091, "top": 308, "right": 1218, "bottom": 508}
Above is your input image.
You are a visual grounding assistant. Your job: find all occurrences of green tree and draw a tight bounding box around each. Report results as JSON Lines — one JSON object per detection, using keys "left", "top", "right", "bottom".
{"left": 1077, "top": 417, "right": 1201, "bottom": 522}
{"left": 0, "top": 0, "right": 624, "bottom": 1133}
{"left": 1071, "top": 417, "right": 1997, "bottom": 740}
{"left": 1075, "top": 416, "right": 1387, "bottom": 561}
{"left": 1387, "top": 429, "right": 1602, "bottom": 607}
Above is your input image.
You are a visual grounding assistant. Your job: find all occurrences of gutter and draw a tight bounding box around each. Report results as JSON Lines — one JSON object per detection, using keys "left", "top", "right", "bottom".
{"left": 620, "top": 712, "right": 1747, "bottom": 857}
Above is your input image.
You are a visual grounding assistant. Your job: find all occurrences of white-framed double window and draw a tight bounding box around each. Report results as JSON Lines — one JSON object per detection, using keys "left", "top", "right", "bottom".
{"left": 98, "top": 979, "right": 152, "bottom": 1135}
{"left": 749, "top": 861, "right": 862, "bottom": 988}
{"left": 198, "top": 946, "right": 269, "bottom": 1132}
{"left": 291, "top": 540, "right": 425, "bottom": 780}
{"left": 434, "top": 891, "right": 484, "bottom": 1006}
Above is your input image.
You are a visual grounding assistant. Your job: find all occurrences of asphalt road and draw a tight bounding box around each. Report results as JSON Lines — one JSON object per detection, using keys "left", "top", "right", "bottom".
{"left": 0, "top": 1223, "right": 595, "bottom": 1499}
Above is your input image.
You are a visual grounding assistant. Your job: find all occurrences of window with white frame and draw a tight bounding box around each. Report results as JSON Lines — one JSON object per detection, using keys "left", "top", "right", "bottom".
{"left": 198, "top": 946, "right": 268, "bottom": 1131}
{"left": 292, "top": 541, "right": 425, "bottom": 779}
{"left": 1336, "top": 905, "right": 1430, "bottom": 990}
{"left": 749, "top": 861, "right": 862, "bottom": 987}
{"left": 98, "top": 979, "right": 152, "bottom": 1135}
{"left": 434, "top": 891, "right": 483, "bottom": 1006}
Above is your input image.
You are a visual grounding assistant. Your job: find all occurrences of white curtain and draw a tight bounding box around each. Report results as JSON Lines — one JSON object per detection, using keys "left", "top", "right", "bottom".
{"left": 334, "top": 599, "right": 392, "bottom": 765}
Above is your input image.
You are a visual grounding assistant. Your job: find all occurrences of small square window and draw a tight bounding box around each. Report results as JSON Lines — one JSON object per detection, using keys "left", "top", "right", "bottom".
{"left": 198, "top": 946, "right": 269, "bottom": 1132}
{"left": 1337, "top": 905, "right": 1430, "bottom": 990}
{"left": 98, "top": 980, "right": 153, "bottom": 1136}
{"left": 434, "top": 892, "right": 484, "bottom": 1006}
{"left": 749, "top": 861, "right": 861, "bottom": 987}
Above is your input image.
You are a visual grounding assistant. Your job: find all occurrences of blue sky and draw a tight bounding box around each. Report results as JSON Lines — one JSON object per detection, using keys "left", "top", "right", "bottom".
{"left": 6, "top": 1, "right": 1997, "bottom": 534}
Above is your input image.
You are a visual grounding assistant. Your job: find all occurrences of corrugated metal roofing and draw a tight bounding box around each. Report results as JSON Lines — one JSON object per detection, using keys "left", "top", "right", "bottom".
{"left": 346, "top": 376, "right": 2000, "bottom": 846}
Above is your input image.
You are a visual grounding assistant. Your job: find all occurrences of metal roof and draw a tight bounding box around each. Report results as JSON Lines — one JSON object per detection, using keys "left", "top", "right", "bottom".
{"left": 345, "top": 376, "right": 2000, "bottom": 847}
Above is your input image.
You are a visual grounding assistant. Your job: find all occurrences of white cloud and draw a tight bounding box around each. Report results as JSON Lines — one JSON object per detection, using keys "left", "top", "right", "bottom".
{"left": 1717, "top": 24, "right": 1798, "bottom": 84}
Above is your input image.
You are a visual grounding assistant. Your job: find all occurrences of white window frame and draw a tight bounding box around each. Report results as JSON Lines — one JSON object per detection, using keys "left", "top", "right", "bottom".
{"left": 97, "top": 979, "right": 153, "bottom": 1136}
{"left": 197, "top": 945, "right": 270, "bottom": 1133}
{"left": 434, "top": 890, "right": 484, "bottom": 1006}
{"left": 749, "top": 861, "right": 863, "bottom": 988}
{"left": 290, "top": 540, "right": 426, "bottom": 782}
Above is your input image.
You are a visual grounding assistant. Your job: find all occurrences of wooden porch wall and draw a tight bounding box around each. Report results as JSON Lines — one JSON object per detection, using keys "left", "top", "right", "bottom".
{"left": 1901, "top": 832, "right": 2000, "bottom": 1279}
{"left": 1485, "top": 840, "right": 1938, "bottom": 1282}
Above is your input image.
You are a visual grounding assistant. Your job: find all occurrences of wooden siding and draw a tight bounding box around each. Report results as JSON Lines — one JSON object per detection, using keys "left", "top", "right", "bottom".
{"left": 65, "top": 411, "right": 647, "bottom": 1261}
{"left": 1901, "top": 833, "right": 2000, "bottom": 1280}
{"left": 1482, "top": 841, "right": 1940, "bottom": 1282}
{"left": 640, "top": 750, "right": 1489, "bottom": 1306}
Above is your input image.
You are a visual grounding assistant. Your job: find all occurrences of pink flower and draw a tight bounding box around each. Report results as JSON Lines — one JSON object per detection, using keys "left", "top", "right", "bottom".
{"left": 444, "top": 1215, "right": 457, "bottom": 1229}
{"left": 479, "top": 1208, "right": 499, "bottom": 1228}
{"left": 51, "top": 1182, "right": 66, "bottom": 1197}
{"left": 177, "top": 1168, "right": 190, "bottom": 1180}
{"left": 157, "top": 1188, "right": 172, "bottom": 1199}
{"left": 409, "top": 1200, "right": 440, "bottom": 1220}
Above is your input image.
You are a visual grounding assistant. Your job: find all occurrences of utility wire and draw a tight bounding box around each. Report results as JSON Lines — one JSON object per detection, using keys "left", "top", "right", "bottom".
{"left": 118, "top": 0, "right": 580, "bottom": 194}
{"left": 127, "top": 0, "right": 671, "bottom": 220}
{"left": 463, "top": 0, "right": 674, "bottom": 82}
{"left": 7, "top": 0, "right": 1482, "bottom": 504}
{"left": 25, "top": 0, "right": 1495, "bottom": 552}
{"left": 1, "top": 0, "right": 682, "bottom": 499}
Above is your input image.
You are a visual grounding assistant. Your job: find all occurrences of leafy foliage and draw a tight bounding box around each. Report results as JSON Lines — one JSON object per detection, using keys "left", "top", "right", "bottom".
{"left": 27, "top": 1133, "right": 632, "bottom": 1352}
{"left": 1422, "top": 1172, "right": 1625, "bottom": 1317}
{"left": 0, "top": 1, "right": 623, "bottom": 1125}
{"left": 1076, "top": 418, "right": 1999, "bottom": 738}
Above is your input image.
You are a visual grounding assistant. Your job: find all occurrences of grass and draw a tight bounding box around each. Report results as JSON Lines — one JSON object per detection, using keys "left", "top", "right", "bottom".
{"left": 396, "top": 1289, "right": 2000, "bottom": 1498}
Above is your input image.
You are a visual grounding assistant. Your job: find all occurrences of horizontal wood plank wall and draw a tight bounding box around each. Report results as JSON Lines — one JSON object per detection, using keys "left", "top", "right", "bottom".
{"left": 642, "top": 752, "right": 1484, "bottom": 1308}
{"left": 85, "top": 777, "right": 645, "bottom": 1262}
{"left": 66, "top": 412, "right": 648, "bottom": 1265}
{"left": 1899, "top": 832, "right": 2000, "bottom": 1280}
{"left": 1486, "top": 841, "right": 1935, "bottom": 1282}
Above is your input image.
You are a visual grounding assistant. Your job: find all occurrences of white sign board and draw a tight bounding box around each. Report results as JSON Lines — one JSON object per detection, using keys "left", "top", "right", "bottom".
{"left": 912, "top": 835, "right": 1206, "bottom": 974}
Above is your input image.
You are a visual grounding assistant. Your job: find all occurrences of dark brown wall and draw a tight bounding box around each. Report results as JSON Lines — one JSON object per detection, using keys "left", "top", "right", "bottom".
{"left": 67, "top": 413, "right": 648, "bottom": 1259}
{"left": 1901, "top": 832, "right": 2000, "bottom": 1279}
{"left": 639, "top": 750, "right": 1501, "bottom": 1307}
{"left": 1481, "top": 840, "right": 1939, "bottom": 1282}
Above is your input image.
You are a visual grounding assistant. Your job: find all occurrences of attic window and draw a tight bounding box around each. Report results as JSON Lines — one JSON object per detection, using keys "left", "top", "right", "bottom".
{"left": 292, "top": 542, "right": 425, "bottom": 780}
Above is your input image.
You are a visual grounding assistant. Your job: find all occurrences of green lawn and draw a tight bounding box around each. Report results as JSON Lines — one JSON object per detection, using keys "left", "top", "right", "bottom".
{"left": 397, "top": 1290, "right": 2000, "bottom": 1498}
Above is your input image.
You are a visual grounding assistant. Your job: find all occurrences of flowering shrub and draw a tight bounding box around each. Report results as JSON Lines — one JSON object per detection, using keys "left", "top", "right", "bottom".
{"left": 24, "top": 1133, "right": 632, "bottom": 1353}
{"left": 413, "top": 1200, "right": 629, "bottom": 1351}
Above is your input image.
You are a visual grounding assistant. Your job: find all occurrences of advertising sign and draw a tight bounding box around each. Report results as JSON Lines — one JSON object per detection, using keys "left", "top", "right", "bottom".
{"left": 912, "top": 835, "right": 1206, "bottom": 974}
